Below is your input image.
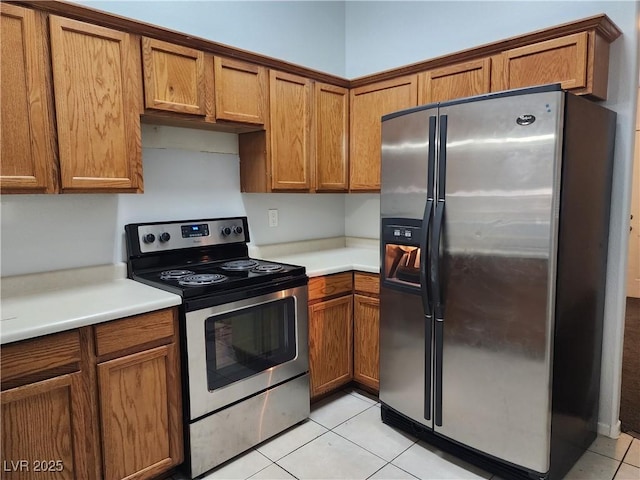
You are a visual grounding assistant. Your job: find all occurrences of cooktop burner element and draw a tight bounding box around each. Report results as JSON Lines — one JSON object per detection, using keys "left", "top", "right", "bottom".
{"left": 125, "top": 217, "right": 307, "bottom": 299}
{"left": 252, "top": 264, "right": 284, "bottom": 273}
{"left": 160, "top": 269, "right": 195, "bottom": 280}
{"left": 221, "top": 259, "right": 260, "bottom": 271}
{"left": 178, "top": 273, "right": 228, "bottom": 286}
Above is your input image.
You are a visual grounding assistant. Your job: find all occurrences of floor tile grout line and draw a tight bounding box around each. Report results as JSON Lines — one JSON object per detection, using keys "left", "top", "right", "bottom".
{"left": 271, "top": 461, "right": 301, "bottom": 480}
{"left": 262, "top": 428, "right": 331, "bottom": 463}
{"left": 313, "top": 401, "right": 378, "bottom": 431}
{"left": 365, "top": 461, "right": 391, "bottom": 480}
{"left": 587, "top": 445, "right": 632, "bottom": 464}
{"left": 587, "top": 435, "right": 635, "bottom": 463}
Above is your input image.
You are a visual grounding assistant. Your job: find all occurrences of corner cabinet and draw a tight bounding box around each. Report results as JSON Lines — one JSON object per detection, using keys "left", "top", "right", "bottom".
{"left": 349, "top": 76, "right": 418, "bottom": 191}
{"left": 314, "top": 82, "right": 349, "bottom": 192}
{"left": 0, "top": 4, "right": 57, "bottom": 194}
{"left": 0, "top": 308, "right": 182, "bottom": 480}
{"left": 49, "top": 15, "right": 143, "bottom": 193}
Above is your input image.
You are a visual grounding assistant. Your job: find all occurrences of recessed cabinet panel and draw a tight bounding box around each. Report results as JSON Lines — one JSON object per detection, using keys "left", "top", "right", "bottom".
{"left": 270, "top": 70, "right": 312, "bottom": 191}
{"left": 419, "top": 58, "right": 491, "bottom": 104}
{"left": 314, "top": 82, "right": 349, "bottom": 191}
{"left": 0, "top": 4, "right": 56, "bottom": 193}
{"left": 500, "top": 32, "right": 588, "bottom": 92}
{"left": 350, "top": 76, "right": 418, "bottom": 191}
{"left": 98, "top": 344, "right": 182, "bottom": 480}
{"left": 309, "top": 295, "right": 353, "bottom": 397}
{"left": 49, "top": 16, "right": 142, "bottom": 192}
{"left": 215, "top": 57, "right": 267, "bottom": 124}
{"left": 142, "top": 37, "right": 206, "bottom": 115}
{"left": 1, "top": 374, "right": 86, "bottom": 480}
{"left": 353, "top": 294, "right": 380, "bottom": 391}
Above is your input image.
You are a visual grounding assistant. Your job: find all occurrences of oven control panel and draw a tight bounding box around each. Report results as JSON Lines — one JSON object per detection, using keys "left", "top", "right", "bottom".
{"left": 131, "top": 217, "right": 249, "bottom": 254}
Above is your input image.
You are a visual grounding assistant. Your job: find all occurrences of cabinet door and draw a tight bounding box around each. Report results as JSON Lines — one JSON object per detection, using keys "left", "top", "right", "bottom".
{"left": 350, "top": 76, "right": 418, "bottom": 191}
{"left": 419, "top": 58, "right": 491, "bottom": 104}
{"left": 1, "top": 374, "right": 89, "bottom": 480}
{"left": 0, "top": 4, "right": 56, "bottom": 194}
{"left": 49, "top": 16, "right": 142, "bottom": 192}
{"left": 98, "top": 344, "right": 182, "bottom": 480}
{"left": 497, "top": 32, "right": 588, "bottom": 92}
{"left": 308, "top": 295, "right": 353, "bottom": 397}
{"left": 314, "top": 82, "right": 349, "bottom": 192}
{"left": 142, "top": 37, "right": 207, "bottom": 115}
{"left": 270, "top": 70, "right": 312, "bottom": 191}
{"left": 353, "top": 294, "right": 380, "bottom": 392}
{"left": 214, "top": 57, "right": 267, "bottom": 124}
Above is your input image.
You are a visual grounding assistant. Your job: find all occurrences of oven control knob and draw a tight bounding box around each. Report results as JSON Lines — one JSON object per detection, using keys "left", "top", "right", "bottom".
{"left": 159, "top": 232, "right": 171, "bottom": 243}
{"left": 233, "top": 225, "right": 243, "bottom": 235}
{"left": 221, "top": 226, "right": 232, "bottom": 237}
{"left": 143, "top": 233, "right": 156, "bottom": 244}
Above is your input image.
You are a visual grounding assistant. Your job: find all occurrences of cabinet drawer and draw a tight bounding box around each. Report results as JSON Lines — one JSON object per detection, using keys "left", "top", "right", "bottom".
{"left": 95, "top": 308, "right": 175, "bottom": 358}
{"left": 308, "top": 272, "right": 353, "bottom": 301}
{"left": 354, "top": 272, "right": 380, "bottom": 296}
{"left": 1, "top": 330, "right": 81, "bottom": 388}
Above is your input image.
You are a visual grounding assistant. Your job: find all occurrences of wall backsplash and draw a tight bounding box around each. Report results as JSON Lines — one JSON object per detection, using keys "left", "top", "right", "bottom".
{"left": 0, "top": 125, "right": 376, "bottom": 277}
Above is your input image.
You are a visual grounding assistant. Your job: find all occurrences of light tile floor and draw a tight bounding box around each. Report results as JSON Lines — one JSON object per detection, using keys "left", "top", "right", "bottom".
{"left": 175, "top": 389, "right": 640, "bottom": 480}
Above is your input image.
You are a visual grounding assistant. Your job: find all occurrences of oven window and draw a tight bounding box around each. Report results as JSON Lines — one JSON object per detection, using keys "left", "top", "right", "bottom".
{"left": 204, "top": 297, "right": 296, "bottom": 391}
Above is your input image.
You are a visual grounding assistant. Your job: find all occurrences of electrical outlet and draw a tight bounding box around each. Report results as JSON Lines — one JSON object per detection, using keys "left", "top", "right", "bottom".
{"left": 268, "top": 209, "right": 279, "bottom": 227}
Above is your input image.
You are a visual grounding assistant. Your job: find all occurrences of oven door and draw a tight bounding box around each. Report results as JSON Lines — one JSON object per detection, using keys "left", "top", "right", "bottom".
{"left": 185, "top": 284, "right": 308, "bottom": 420}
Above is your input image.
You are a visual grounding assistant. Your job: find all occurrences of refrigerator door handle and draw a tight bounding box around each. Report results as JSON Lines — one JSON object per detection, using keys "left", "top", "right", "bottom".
{"left": 420, "top": 199, "right": 434, "bottom": 316}
{"left": 434, "top": 318, "right": 444, "bottom": 426}
{"left": 421, "top": 114, "right": 437, "bottom": 422}
{"left": 433, "top": 114, "right": 447, "bottom": 427}
{"left": 431, "top": 202, "right": 445, "bottom": 319}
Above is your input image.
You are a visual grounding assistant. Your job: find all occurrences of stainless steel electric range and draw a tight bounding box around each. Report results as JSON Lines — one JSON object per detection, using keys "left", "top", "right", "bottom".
{"left": 125, "top": 217, "right": 310, "bottom": 478}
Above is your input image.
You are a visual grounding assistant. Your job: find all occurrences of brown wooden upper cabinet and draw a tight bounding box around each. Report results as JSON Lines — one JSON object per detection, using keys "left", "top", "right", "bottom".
{"left": 239, "top": 70, "right": 312, "bottom": 192}
{"left": 270, "top": 70, "right": 312, "bottom": 190}
{"left": 50, "top": 16, "right": 143, "bottom": 192}
{"left": 419, "top": 58, "right": 492, "bottom": 104}
{"left": 0, "top": 4, "right": 57, "bottom": 194}
{"left": 493, "top": 31, "right": 610, "bottom": 100}
{"left": 314, "top": 82, "right": 349, "bottom": 192}
{"left": 142, "top": 37, "right": 208, "bottom": 116}
{"left": 214, "top": 57, "right": 267, "bottom": 125}
{"left": 349, "top": 76, "right": 418, "bottom": 191}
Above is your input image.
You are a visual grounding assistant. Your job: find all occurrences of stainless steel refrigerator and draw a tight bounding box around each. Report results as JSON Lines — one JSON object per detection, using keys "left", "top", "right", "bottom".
{"left": 379, "top": 84, "right": 616, "bottom": 480}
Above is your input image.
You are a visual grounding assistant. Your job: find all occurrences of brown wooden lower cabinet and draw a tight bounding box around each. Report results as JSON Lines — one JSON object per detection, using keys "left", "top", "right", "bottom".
{"left": 353, "top": 294, "right": 380, "bottom": 391}
{"left": 1, "top": 373, "right": 88, "bottom": 480}
{"left": 0, "top": 307, "right": 182, "bottom": 480}
{"left": 308, "top": 272, "right": 381, "bottom": 400}
{"left": 98, "top": 344, "right": 182, "bottom": 480}
{"left": 309, "top": 295, "right": 353, "bottom": 398}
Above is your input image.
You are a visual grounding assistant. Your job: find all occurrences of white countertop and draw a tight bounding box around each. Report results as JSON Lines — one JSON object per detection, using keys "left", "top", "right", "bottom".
{"left": 249, "top": 237, "right": 380, "bottom": 277}
{"left": 1, "top": 264, "right": 181, "bottom": 345}
{"left": 1, "top": 238, "right": 379, "bottom": 344}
